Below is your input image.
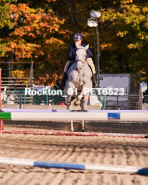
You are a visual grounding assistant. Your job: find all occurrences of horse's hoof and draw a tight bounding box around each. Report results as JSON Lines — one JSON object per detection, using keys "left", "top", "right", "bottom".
{"left": 74, "top": 102, "right": 79, "bottom": 106}
{"left": 82, "top": 126, "right": 86, "bottom": 132}
{"left": 74, "top": 100, "right": 80, "bottom": 106}
{"left": 65, "top": 102, "right": 70, "bottom": 106}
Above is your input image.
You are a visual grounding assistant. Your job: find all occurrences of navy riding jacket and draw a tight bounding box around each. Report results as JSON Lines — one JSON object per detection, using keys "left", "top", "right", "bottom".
{"left": 67, "top": 43, "right": 93, "bottom": 61}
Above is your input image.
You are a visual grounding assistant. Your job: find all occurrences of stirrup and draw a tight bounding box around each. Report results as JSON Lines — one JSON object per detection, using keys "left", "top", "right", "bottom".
{"left": 55, "top": 81, "right": 63, "bottom": 89}
{"left": 55, "top": 81, "right": 64, "bottom": 90}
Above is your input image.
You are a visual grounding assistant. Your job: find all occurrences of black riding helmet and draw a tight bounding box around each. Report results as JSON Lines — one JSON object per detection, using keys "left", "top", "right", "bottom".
{"left": 73, "top": 33, "right": 83, "bottom": 41}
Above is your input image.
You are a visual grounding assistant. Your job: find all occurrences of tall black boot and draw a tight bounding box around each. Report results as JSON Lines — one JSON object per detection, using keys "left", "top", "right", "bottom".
{"left": 92, "top": 73, "right": 99, "bottom": 88}
{"left": 55, "top": 72, "right": 67, "bottom": 90}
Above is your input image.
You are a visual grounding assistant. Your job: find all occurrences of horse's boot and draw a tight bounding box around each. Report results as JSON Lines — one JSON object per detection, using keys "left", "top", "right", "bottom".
{"left": 92, "top": 73, "right": 99, "bottom": 88}
{"left": 55, "top": 72, "right": 67, "bottom": 90}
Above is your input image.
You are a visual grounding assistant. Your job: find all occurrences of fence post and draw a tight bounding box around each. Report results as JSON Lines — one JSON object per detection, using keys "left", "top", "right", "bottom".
{"left": 29, "top": 61, "right": 34, "bottom": 88}
{"left": 52, "top": 100, "right": 54, "bottom": 110}
{"left": 117, "top": 95, "right": 119, "bottom": 110}
{"left": 128, "top": 93, "right": 130, "bottom": 109}
{"left": 19, "top": 92, "right": 22, "bottom": 109}
{"left": 0, "top": 68, "right": 3, "bottom": 133}
{"left": 24, "top": 92, "right": 26, "bottom": 104}
{"left": 139, "top": 89, "right": 143, "bottom": 110}
{"left": 103, "top": 87, "right": 106, "bottom": 110}
{"left": 46, "top": 90, "right": 48, "bottom": 105}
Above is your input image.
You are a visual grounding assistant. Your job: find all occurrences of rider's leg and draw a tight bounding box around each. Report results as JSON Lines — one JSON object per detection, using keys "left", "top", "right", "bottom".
{"left": 86, "top": 58, "right": 98, "bottom": 87}
{"left": 64, "top": 60, "right": 73, "bottom": 73}
{"left": 55, "top": 61, "right": 73, "bottom": 90}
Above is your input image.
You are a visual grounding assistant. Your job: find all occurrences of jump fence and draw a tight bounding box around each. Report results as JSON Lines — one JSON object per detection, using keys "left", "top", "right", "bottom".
{"left": 1, "top": 110, "right": 148, "bottom": 121}
{"left": 0, "top": 109, "right": 148, "bottom": 138}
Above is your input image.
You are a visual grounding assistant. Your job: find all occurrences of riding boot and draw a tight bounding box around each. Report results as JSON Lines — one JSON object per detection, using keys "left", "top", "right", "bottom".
{"left": 55, "top": 72, "right": 67, "bottom": 90}
{"left": 92, "top": 73, "right": 99, "bottom": 88}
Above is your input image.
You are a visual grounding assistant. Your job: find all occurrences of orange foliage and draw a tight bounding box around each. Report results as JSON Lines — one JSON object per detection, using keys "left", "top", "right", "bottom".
{"left": 10, "top": 70, "right": 30, "bottom": 84}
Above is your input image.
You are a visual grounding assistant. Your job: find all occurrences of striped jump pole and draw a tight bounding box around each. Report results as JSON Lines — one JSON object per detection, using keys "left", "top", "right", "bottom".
{"left": 0, "top": 111, "right": 148, "bottom": 137}
{"left": 0, "top": 157, "right": 147, "bottom": 174}
{"left": 1, "top": 111, "right": 148, "bottom": 121}
{"left": 0, "top": 112, "right": 108, "bottom": 121}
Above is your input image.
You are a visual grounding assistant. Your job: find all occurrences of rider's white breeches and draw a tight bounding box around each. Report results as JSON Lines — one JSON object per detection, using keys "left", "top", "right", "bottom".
{"left": 86, "top": 58, "right": 96, "bottom": 74}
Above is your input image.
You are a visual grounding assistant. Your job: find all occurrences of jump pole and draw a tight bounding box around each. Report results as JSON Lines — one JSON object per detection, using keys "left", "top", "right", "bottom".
{"left": 1, "top": 111, "right": 148, "bottom": 121}
{"left": 0, "top": 111, "right": 148, "bottom": 138}
{"left": 0, "top": 157, "right": 147, "bottom": 174}
{"left": 0, "top": 68, "right": 3, "bottom": 133}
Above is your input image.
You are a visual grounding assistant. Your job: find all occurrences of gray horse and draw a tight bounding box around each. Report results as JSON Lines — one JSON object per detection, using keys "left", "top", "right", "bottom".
{"left": 64, "top": 43, "right": 92, "bottom": 110}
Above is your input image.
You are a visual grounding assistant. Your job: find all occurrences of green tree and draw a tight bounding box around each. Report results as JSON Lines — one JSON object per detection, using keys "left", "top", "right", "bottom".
{"left": 99, "top": 0, "right": 148, "bottom": 81}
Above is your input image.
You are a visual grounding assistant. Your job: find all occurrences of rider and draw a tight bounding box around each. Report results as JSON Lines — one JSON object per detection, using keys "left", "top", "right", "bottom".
{"left": 55, "top": 33, "right": 98, "bottom": 90}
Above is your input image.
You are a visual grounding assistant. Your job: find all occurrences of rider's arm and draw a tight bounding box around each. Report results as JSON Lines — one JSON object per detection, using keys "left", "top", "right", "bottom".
{"left": 81, "top": 42, "right": 93, "bottom": 58}
{"left": 86, "top": 48, "right": 93, "bottom": 58}
{"left": 67, "top": 44, "right": 75, "bottom": 61}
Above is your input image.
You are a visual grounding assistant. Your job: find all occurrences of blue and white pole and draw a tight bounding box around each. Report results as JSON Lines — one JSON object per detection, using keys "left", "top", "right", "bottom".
{"left": 0, "top": 157, "right": 148, "bottom": 174}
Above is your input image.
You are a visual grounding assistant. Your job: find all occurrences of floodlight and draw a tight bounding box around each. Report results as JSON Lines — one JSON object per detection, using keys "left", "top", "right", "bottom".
{"left": 87, "top": 18, "right": 98, "bottom": 27}
{"left": 90, "top": 10, "right": 101, "bottom": 18}
{"left": 87, "top": 10, "right": 101, "bottom": 87}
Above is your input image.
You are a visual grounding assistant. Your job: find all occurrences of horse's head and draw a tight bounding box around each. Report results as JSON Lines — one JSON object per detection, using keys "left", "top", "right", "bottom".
{"left": 75, "top": 43, "right": 89, "bottom": 73}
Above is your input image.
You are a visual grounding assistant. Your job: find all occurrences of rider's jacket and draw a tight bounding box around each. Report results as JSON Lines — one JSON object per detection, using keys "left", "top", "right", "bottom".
{"left": 67, "top": 43, "right": 93, "bottom": 61}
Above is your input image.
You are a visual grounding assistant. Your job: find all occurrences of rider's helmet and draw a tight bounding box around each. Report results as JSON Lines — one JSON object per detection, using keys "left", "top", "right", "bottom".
{"left": 73, "top": 33, "right": 83, "bottom": 41}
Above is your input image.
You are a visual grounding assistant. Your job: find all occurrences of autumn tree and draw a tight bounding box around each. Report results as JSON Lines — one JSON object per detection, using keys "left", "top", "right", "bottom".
{"left": 98, "top": 0, "right": 148, "bottom": 81}
{"left": 0, "top": 0, "right": 148, "bottom": 85}
{"left": 0, "top": 0, "right": 17, "bottom": 57}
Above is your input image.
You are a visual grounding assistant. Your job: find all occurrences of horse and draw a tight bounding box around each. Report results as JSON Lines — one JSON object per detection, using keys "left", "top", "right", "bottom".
{"left": 64, "top": 43, "right": 92, "bottom": 111}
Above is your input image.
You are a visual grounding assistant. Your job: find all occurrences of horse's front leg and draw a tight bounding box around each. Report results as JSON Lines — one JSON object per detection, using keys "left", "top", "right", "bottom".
{"left": 74, "top": 85, "right": 90, "bottom": 106}
{"left": 65, "top": 83, "right": 75, "bottom": 106}
{"left": 66, "top": 95, "right": 72, "bottom": 106}
{"left": 81, "top": 94, "right": 89, "bottom": 110}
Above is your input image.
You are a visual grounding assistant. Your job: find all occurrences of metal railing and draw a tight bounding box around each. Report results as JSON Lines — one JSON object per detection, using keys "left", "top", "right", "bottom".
{"left": 1, "top": 89, "right": 65, "bottom": 106}
{"left": 99, "top": 92, "right": 142, "bottom": 110}
{"left": 0, "top": 61, "right": 34, "bottom": 90}
{"left": 1, "top": 89, "right": 147, "bottom": 110}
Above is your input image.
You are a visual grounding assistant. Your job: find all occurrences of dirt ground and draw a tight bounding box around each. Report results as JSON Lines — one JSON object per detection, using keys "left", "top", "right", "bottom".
{"left": 3, "top": 120, "right": 148, "bottom": 134}
{"left": 0, "top": 120, "right": 148, "bottom": 185}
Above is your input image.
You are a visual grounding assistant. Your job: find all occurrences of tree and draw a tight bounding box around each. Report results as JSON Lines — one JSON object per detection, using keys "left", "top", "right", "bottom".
{"left": 98, "top": 0, "right": 148, "bottom": 81}
{"left": 0, "top": 0, "right": 17, "bottom": 57}
{"left": 0, "top": 0, "right": 148, "bottom": 86}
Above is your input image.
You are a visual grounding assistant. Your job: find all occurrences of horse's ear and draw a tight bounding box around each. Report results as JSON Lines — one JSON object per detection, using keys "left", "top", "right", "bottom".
{"left": 84, "top": 44, "right": 89, "bottom": 51}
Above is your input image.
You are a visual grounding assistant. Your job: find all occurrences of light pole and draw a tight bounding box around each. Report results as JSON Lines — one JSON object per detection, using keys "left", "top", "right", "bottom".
{"left": 87, "top": 10, "right": 101, "bottom": 87}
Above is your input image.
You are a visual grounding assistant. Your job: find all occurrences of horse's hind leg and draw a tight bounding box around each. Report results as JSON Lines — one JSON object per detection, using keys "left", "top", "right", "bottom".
{"left": 81, "top": 120, "right": 85, "bottom": 132}
{"left": 81, "top": 94, "right": 89, "bottom": 110}
{"left": 71, "top": 120, "right": 74, "bottom": 132}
